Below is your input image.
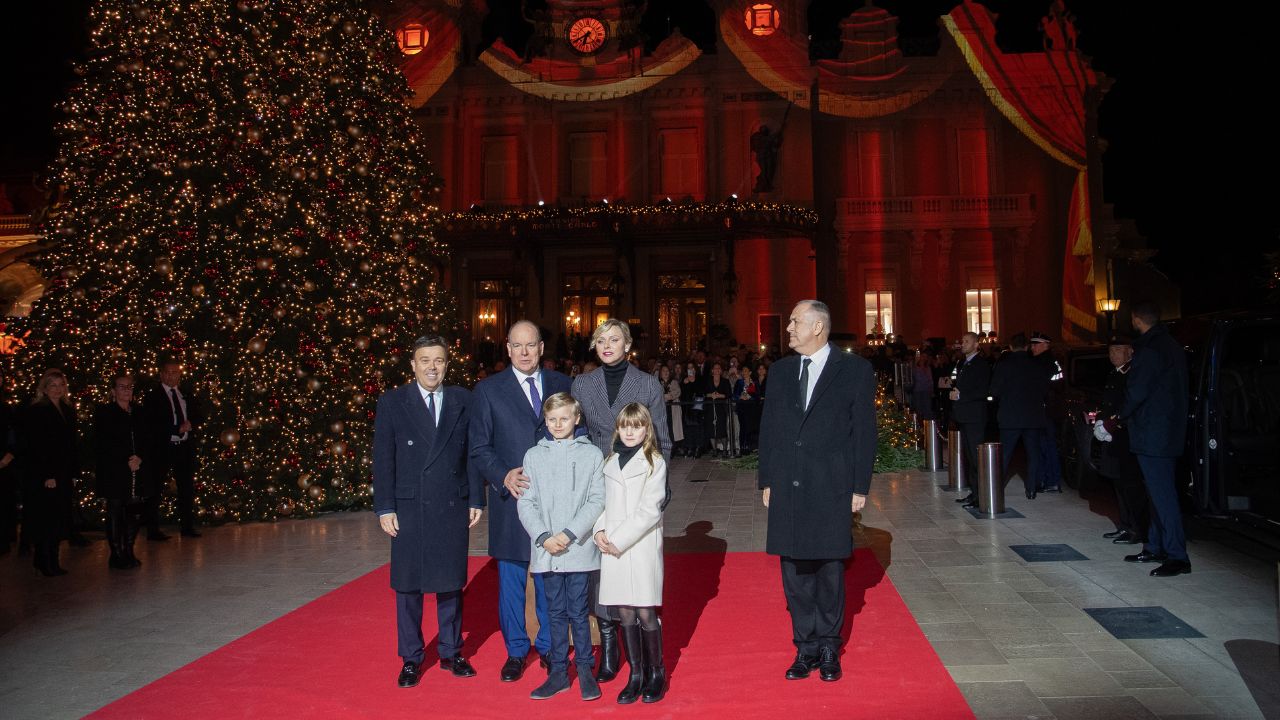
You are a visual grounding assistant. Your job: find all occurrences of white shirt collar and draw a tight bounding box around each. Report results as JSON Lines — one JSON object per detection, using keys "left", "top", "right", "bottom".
{"left": 512, "top": 367, "right": 538, "bottom": 384}
{"left": 804, "top": 342, "right": 831, "bottom": 367}
{"left": 417, "top": 383, "right": 442, "bottom": 400}
{"left": 964, "top": 351, "right": 979, "bottom": 363}
{"left": 162, "top": 383, "right": 179, "bottom": 394}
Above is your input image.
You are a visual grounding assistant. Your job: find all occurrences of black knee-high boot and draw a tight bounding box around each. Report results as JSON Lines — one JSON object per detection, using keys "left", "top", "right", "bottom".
{"left": 107, "top": 502, "right": 127, "bottom": 569}
{"left": 616, "top": 623, "right": 644, "bottom": 704}
{"left": 640, "top": 625, "right": 666, "bottom": 703}
{"left": 595, "top": 618, "right": 621, "bottom": 683}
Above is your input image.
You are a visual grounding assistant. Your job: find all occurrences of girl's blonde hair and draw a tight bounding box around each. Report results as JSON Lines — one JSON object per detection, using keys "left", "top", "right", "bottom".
{"left": 609, "top": 402, "right": 661, "bottom": 470}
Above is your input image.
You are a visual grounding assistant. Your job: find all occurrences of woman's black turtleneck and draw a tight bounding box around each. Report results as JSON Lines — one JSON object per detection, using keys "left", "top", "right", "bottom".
{"left": 603, "top": 358, "right": 628, "bottom": 406}
{"left": 613, "top": 437, "right": 641, "bottom": 470}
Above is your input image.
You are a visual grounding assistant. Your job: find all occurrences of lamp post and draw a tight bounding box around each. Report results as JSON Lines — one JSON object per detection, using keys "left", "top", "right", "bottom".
{"left": 1097, "top": 297, "right": 1120, "bottom": 340}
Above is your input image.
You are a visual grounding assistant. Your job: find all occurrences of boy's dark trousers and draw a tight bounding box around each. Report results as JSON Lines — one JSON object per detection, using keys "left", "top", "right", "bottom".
{"left": 541, "top": 571, "right": 595, "bottom": 672}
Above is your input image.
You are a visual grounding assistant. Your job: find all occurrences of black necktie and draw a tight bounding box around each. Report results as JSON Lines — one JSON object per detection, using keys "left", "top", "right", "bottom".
{"left": 800, "top": 358, "right": 812, "bottom": 410}
{"left": 426, "top": 391, "right": 437, "bottom": 426}
{"left": 170, "top": 388, "right": 185, "bottom": 431}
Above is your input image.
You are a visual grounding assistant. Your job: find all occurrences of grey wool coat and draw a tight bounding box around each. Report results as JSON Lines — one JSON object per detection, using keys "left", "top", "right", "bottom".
{"left": 517, "top": 435, "right": 606, "bottom": 574}
{"left": 572, "top": 364, "right": 673, "bottom": 460}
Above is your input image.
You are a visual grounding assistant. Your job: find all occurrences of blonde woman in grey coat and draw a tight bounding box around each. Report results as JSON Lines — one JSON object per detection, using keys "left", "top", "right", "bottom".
{"left": 517, "top": 393, "right": 606, "bottom": 702}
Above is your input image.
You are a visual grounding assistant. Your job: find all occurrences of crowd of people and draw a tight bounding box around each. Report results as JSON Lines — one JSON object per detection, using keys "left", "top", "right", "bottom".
{"left": 0, "top": 360, "right": 202, "bottom": 576}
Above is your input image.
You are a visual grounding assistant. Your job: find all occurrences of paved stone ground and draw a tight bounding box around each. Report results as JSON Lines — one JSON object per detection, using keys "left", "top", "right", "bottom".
{"left": 1, "top": 456, "right": 1275, "bottom": 719}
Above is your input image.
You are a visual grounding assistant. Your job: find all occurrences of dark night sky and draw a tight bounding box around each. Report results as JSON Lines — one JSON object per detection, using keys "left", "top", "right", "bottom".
{"left": 2, "top": 1, "right": 1275, "bottom": 314}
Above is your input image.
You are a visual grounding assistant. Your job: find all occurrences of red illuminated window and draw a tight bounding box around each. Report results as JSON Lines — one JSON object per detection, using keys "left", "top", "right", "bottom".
{"left": 396, "top": 23, "right": 429, "bottom": 55}
{"left": 744, "top": 3, "right": 780, "bottom": 37}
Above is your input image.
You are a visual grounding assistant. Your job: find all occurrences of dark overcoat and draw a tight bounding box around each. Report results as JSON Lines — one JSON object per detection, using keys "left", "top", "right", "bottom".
{"left": 988, "top": 350, "right": 1053, "bottom": 429}
{"left": 373, "top": 383, "right": 480, "bottom": 593}
{"left": 139, "top": 384, "right": 201, "bottom": 497}
{"left": 950, "top": 354, "right": 991, "bottom": 425}
{"left": 468, "top": 368, "right": 572, "bottom": 561}
{"left": 1122, "top": 323, "right": 1188, "bottom": 458}
{"left": 758, "top": 344, "right": 876, "bottom": 560}
{"left": 93, "top": 402, "right": 147, "bottom": 500}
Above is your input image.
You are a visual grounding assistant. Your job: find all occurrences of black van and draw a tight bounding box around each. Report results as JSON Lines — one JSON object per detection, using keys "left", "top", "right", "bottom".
{"left": 1176, "top": 311, "right": 1280, "bottom": 546}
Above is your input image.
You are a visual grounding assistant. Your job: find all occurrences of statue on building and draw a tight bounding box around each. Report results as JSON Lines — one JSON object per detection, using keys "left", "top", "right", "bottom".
{"left": 1040, "top": 0, "right": 1078, "bottom": 51}
{"left": 522, "top": 3, "right": 554, "bottom": 62}
{"left": 750, "top": 125, "right": 783, "bottom": 193}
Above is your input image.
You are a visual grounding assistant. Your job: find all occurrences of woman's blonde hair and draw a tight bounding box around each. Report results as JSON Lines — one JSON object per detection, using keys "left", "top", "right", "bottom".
{"left": 590, "top": 318, "right": 632, "bottom": 350}
{"left": 609, "top": 402, "right": 661, "bottom": 470}
{"left": 542, "top": 391, "right": 582, "bottom": 419}
{"left": 33, "top": 368, "right": 72, "bottom": 409}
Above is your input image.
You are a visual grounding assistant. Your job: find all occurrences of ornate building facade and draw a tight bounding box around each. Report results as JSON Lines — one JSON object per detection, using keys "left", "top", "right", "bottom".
{"left": 377, "top": 0, "right": 1130, "bottom": 358}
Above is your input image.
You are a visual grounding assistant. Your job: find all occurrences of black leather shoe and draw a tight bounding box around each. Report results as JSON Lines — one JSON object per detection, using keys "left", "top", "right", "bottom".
{"left": 1025, "top": 490, "right": 1037, "bottom": 500}
{"left": 180, "top": 528, "right": 202, "bottom": 538}
{"left": 817, "top": 646, "right": 842, "bottom": 682}
{"left": 1124, "top": 550, "right": 1166, "bottom": 563}
{"left": 1102, "top": 529, "right": 1126, "bottom": 539}
{"left": 147, "top": 531, "right": 171, "bottom": 542}
{"left": 955, "top": 492, "right": 976, "bottom": 504}
{"left": 397, "top": 661, "right": 421, "bottom": 688}
{"left": 785, "top": 653, "right": 820, "bottom": 680}
{"left": 962, "top": 497, "right": 979, "bottom": 509}
{"left": 441, "top": 655, "right": 477, "bottom": 678}
{"left": 1150, "top": 560, "right": 1191, "bottom": 577}
{"left": 500, "top": 656, "right": 526, "bottom": 682}
{"left": 1112, "top": 531, "right": 1141, "bottom": 545}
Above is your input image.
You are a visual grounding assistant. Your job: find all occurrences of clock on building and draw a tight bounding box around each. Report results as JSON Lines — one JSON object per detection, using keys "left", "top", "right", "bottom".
{"left": 566, "top": 16, "right": 607, "bottom": 54}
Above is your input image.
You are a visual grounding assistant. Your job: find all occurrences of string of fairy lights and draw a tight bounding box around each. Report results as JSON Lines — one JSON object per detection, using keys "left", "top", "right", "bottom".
{"left": 439, "top": 200, "right": 819, "bottom": 234}
{"left": 11, "top": 0, "right": 468, "bottom": 523}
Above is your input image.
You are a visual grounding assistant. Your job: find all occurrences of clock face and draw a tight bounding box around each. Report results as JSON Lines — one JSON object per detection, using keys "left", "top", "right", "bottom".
{"left": 567, "top": 17, "right": 607, "bottom": 54}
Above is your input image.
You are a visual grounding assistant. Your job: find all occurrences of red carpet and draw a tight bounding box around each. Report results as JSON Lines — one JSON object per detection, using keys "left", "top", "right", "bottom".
{"left": 90, "top": 551, "right": 973, "bottom": 719}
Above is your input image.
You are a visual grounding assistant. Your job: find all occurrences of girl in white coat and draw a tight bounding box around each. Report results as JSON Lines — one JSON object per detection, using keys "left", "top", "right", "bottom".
{"left": 593, "top": 402, "right": 667, "bottom": 704}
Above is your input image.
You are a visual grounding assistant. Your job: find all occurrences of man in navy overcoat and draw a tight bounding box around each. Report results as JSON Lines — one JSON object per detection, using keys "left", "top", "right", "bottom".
{"left": 759, "top": 300, "right": 876, "bottom": 684}
{"left": 468, "top": 320, "right": 573, "bottom": 681}
{"left": 374, "top": 335, "right": 483, "bottom": 688}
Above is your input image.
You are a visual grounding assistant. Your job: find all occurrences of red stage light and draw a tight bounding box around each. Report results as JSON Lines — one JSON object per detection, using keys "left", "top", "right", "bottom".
{"left": 396, "top": 23, "right": 429, "bottom": 55}
{"left": 744, "top": 3, "right": 780, "bottom": 37}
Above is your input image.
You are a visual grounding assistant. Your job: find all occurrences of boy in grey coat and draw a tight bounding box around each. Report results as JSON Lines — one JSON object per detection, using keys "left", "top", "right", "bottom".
{"left": 517, "top": 393, "right": 606, "bottom": 701}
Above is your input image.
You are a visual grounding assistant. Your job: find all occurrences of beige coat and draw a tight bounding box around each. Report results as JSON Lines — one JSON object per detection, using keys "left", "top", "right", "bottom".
{"left": 595, "top": 452, "right": 666, "bottom": 607}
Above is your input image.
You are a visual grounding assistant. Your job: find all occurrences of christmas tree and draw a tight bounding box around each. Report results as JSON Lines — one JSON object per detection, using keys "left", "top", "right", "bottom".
{"left": 10, "top": 0, "right": 465, "bottom": 522}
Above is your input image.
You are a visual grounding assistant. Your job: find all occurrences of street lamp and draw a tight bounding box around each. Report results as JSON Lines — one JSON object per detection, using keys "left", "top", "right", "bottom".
{"left": 1097, "top": 297, "right": 1121, "bottom": 339}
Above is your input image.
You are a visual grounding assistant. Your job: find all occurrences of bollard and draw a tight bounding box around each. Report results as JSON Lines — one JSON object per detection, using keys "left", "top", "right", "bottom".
{"left": 977, "top": 442, "right": 1004, "bottom": 517}
{"left": 922, "top": 419, "right": 944, "bottom": 471}
{"left": 947, "top": 430, "right": 968, "bottom": 493}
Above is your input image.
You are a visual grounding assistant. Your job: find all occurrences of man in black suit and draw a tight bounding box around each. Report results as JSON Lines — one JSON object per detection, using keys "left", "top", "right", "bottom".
{"left": 468, "top": 320, "right": 573, "bottom": 682}
{"left": 949, "top": 332, "right": 991, "bottom": 506}
{"left": 989, "top": 333, "right": 1053, "bottom": 500}
{"left": 759, "top": 300, "right": 876, "bottom": 683}
{"left": 1120, "top": 302, "right": 1190, "bottom": 577}
{"left": 141, "top": 358, "right": 201, "bottom": 539}
{"left": 374, "top": 335, "right": 484, "bottom": 688}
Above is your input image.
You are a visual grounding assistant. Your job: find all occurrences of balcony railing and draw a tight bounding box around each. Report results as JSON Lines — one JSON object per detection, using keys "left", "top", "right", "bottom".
{"left": 834, "top": 194, "right": 1035, "bottom": 232}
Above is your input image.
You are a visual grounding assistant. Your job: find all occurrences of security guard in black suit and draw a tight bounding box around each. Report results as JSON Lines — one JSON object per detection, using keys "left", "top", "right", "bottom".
{"left": 949, "top": 332, "right": 991, "bottom": 506}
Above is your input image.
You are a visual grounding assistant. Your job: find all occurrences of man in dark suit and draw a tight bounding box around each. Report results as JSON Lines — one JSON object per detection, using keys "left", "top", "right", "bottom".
{"left": 988, "top": 333, "right": 1053, "bottom": 500}
{"left": 1120, "top": 302, "right": 1191, "bottom": 577}
{"left": 759, "top": 300, "right": 876, "bottom": 683}
{"left": 140, "top": 358, "right": 202, "bottom": 539}
{"left": 469, "top": 320, "right": 573, "bottom": 682}
{"left": 374, "top": 335, "right": 483, "bottom": 688}
{"left": 949, "top": 332, "right": 991, "bottom": 506}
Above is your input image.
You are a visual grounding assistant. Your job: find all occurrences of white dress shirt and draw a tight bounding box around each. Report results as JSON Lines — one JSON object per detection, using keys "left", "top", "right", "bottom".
{"left": 799, "top": 343, "right": 832, "bottom": 409}
{"left": 162, "top": 383, "right": 189, "bottom": 441}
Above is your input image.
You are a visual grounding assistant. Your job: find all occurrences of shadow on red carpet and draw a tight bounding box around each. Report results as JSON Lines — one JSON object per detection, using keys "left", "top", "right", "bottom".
{"left": 89, "top": 550, "right": 974, "bottom": 719}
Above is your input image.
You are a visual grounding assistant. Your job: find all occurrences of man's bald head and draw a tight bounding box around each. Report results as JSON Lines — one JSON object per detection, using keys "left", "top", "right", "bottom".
{"left": 506, "top": 320, "right": 544, "bottom": 374}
